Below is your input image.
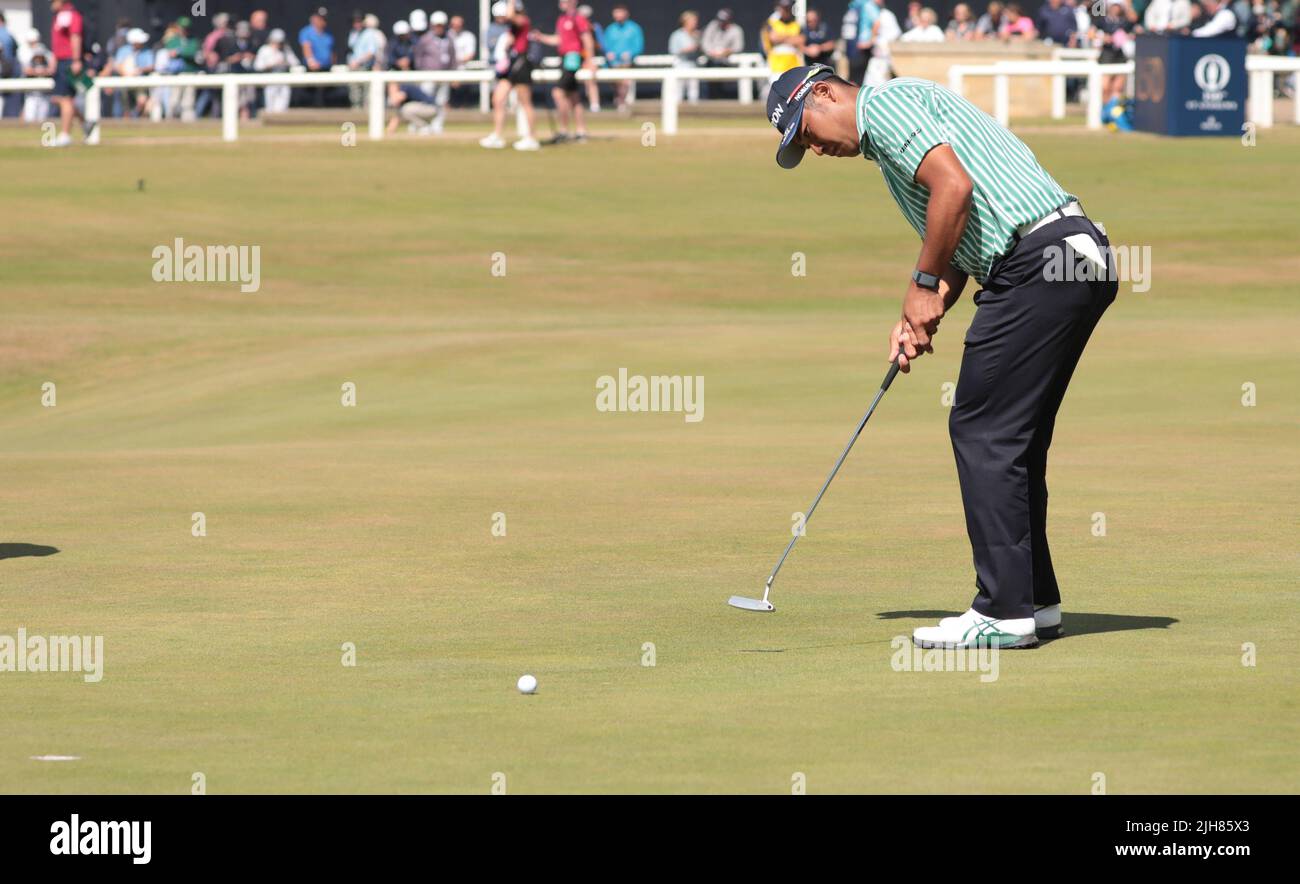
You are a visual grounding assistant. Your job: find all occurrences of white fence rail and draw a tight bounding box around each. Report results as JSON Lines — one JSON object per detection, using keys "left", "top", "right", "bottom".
{"left": 950, "top": 55, "right": 1300, "bottom": 130}
{"left": 949, "top": 60, "right": 1134, "bottom": 130}
{"left": 471, "top": 52, "right": 768, "bottom": 109}
{"left": 3, "top": 54, "right": 1296, "bottom": 143}
{"left": 1245, "top": 55, "right": 1300, "bottom": 127}
{"left": 0, "top": 66, "right": 776, "bottom": 142}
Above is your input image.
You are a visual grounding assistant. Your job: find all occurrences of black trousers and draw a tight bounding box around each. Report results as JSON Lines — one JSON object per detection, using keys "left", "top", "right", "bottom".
{"left": 949, "top": 215, "right": 1118, "bottom": 621}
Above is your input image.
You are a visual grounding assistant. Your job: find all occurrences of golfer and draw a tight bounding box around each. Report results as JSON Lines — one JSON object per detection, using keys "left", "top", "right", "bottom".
{"left": 767, "top": 65, "right": 1117, "bottom": 650}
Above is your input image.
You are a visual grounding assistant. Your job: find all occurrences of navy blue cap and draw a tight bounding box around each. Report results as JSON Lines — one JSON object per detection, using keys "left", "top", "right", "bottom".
{"left": 766, "top": 64, "right": 835, "bottom": 170}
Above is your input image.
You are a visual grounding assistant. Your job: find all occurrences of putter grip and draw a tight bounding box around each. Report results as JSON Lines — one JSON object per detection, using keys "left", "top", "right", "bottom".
{"left": 881, "top": 357, "right": 903, "bottom": 391}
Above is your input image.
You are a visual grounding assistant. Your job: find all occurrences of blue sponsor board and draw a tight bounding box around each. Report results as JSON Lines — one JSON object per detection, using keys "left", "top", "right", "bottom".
{"left": 1134, "top": 35, "right": 1246, "bottom": 137}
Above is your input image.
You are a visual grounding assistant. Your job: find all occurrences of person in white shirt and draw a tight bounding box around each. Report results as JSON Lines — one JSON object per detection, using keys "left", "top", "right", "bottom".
{"left": 448, "top": 14, "right": 476, "bottom": 106}
{"left": 1191, "top": 0, "right": 1238, "bottom": 35}
{"left": 450, "top": 14, "right": 476, "bottom": 64}
{"left": 1071, "top": 0, "right": 1092, "bottom": 37}
{"left": 866, "top": 0, "right": 901, "bottom": 86}
{"left": 1144, "top": 0, "right": 1193, "bottom": 31}
{"left": 901, "top": 7, "right": 946, "bottom": 41}
{"left": 18, "top": 29, "right": 53, "bottom": 122}
{"left": 254, "top": 29, "right": 300, "bottom": 113}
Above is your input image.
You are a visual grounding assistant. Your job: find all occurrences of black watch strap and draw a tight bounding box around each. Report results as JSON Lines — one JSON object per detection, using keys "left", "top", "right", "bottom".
{"left": 912, "top": 269, "right": 941, "bottom": 292}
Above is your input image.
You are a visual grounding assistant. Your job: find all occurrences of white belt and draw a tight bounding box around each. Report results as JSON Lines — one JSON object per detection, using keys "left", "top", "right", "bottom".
{"left": 1016, "top": 201, "right": 1085, "bottom": 239}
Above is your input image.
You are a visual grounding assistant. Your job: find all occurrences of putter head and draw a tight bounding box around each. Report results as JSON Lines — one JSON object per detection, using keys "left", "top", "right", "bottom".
{"left": 728, "top": 595, "right": 775, "bottom": 613}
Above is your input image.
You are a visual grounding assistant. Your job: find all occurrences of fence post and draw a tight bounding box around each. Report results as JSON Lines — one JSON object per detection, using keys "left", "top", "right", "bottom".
{"left": 948, "top": 67, "right": 963, "bottom": 96}
{"left": 662, "top": 72, "right": 679, "bottom": 136}
{"left": 1249, "top": 69, "right": 1273, "bottom": 127}
{"left": 369, "top": 73, "right": 386, "bottom": 140}
{"left": 515, "top": 95, "right": 528, "bottom": 137}
{"left": 84, "top": 85, "right": 101, "bottom": 145}
{"left": 739, "top": 60, "right": 754, "bottom": 105}
{"left": 1051, "top": 73, "right": 1065, "bottom": 120}
{"left": 1086, "top": 68, "right": 1102, "bottom": 131}
{"left": 221, "top": 79, "right": 238, "bottom": 142}
{"left": 993, "top": 73, "right": 1009, "bottom": 126}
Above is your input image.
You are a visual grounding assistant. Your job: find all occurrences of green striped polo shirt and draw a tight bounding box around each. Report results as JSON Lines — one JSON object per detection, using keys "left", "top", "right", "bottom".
{"left": 855, "top": 78, "right": 1074, "bottom": 283}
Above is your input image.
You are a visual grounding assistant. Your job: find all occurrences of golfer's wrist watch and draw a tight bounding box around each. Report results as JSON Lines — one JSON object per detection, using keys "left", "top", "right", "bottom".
{"left": 912, "top": 269, "right": 941, "bottom": 293}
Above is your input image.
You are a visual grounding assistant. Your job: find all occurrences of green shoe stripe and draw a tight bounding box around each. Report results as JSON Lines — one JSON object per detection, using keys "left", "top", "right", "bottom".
{"left": 961, "top": 619, "right": 1022, "bottom": 647}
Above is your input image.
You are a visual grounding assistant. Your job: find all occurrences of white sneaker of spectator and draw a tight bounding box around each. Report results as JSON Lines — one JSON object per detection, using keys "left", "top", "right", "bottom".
{"left": 53, "top": 132, "right": 72, "bottom": 147}
{"left": 512, "top": 136, "right": 540, "bottom": 151}
{"left": 479, "top": 133, "right": 507, "bottom": 149}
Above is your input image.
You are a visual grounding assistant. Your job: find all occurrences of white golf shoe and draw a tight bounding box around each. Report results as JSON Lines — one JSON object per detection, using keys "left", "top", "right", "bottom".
{"left": 939, "top": 603, "right": 1062, "bottom": 639}
{"left": 914, "top": 608, "right": 1039, "bottom": 650}
{"left": 512, "top": 136, "right": 541, "bottom": 151}
{"left": 479, "top": 133, "right": 506, "bottom": 149}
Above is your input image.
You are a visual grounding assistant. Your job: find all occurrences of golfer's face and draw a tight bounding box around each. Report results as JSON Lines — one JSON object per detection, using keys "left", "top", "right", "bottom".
{"left": 794, "top": 102, "right": 856, "bottom": 160}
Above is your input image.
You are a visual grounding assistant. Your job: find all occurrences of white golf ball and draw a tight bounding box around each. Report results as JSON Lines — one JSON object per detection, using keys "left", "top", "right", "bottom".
{"left": 517, "top": 674, "right": 538, "bottom": 694}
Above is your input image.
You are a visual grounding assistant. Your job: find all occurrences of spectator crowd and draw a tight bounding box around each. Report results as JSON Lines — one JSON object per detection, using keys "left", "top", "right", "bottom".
{"left": 0, "top": 0, "right": 1295, "bottom": 132}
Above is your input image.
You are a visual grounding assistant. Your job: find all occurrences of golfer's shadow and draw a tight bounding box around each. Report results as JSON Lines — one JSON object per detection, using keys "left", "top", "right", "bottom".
{"left": 876, "top": 610, "right": 1178, "bottom": 639}
{"left": 0, "top": 543, "right": 60, "bottom": 560}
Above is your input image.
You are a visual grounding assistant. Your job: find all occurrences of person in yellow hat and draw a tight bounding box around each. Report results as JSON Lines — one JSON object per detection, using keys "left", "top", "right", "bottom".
{"left": 761, "top": 1, "right": 804, "bottom": 80}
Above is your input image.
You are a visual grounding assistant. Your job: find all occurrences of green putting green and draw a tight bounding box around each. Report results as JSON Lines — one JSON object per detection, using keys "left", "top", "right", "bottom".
{"left": 0, "top": 120, "right": 1295, "bottom": 793}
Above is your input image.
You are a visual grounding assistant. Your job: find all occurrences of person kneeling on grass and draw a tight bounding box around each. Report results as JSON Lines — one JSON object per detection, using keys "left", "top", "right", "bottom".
{"left": 387, "top": 80, "right": 440, "bottom": 135}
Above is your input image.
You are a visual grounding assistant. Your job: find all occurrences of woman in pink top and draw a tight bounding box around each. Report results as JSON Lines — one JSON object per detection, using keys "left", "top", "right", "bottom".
{"left": 480, "top": 0, "right": 540, "bottom": 151}
{"left": 999, "top": 4, "right": 1039, "bottom": 39}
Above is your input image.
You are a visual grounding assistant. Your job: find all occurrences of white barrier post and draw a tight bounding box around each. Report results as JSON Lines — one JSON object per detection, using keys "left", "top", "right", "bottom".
{"left": 1248, "top": 69, "right": 1261, "bottom": 124}
{"left": 739, "top": 60, "right": 754, "bottom": 104}
{"left": 993, "top": 73, "right": 1009, "bottom": 126}
{"left": 1051, "top": 73, "right": 1065, "bottom": 120}
{"left": 84, "top": 85, "right": 101, "bottom": 145}
{"left": 1086, "top": 68, "right": 1102, "bottom": 131}
{"left": 369, "top": 74, "right": 386, "bottom": 140}
{"left": 948, "top": 67, "right": 964, "bottom": 96}
{"left": 662, "top": 70, "right": 679, "bottom": 136}
{"left": 1249, "top": 69, "right": 1273, "bottom": 127}
{"left": 221, "top": 80, "right": 238, "bottom": 142}
{"left": 479, "top": 0, "right": 490, "bottom": 113}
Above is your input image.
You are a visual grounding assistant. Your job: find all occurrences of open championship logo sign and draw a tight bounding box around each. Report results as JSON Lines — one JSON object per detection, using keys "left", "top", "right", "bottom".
{"left": 1193, "top": 54, "right": 1231, "bottom": 99}
{"left": 1183, "top": 49, "right": 1238, "bottom": 128}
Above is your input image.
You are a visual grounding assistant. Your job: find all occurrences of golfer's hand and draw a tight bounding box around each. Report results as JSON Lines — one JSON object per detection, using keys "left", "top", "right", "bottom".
{"left": 902, "top": 282, "right": 944, "bottom": 350}
{"left": 889, "top": 321, "right": 923, "bottom": 373}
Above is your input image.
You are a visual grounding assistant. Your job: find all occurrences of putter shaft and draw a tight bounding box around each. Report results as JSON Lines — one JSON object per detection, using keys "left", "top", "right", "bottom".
{"left": 763, "top": 358, "right": 902, "bottom": 595}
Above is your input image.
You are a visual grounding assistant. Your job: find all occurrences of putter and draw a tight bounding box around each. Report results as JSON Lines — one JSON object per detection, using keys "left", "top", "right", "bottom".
{"left": 729, "top": 357, "right": 903, "bottom": 613}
